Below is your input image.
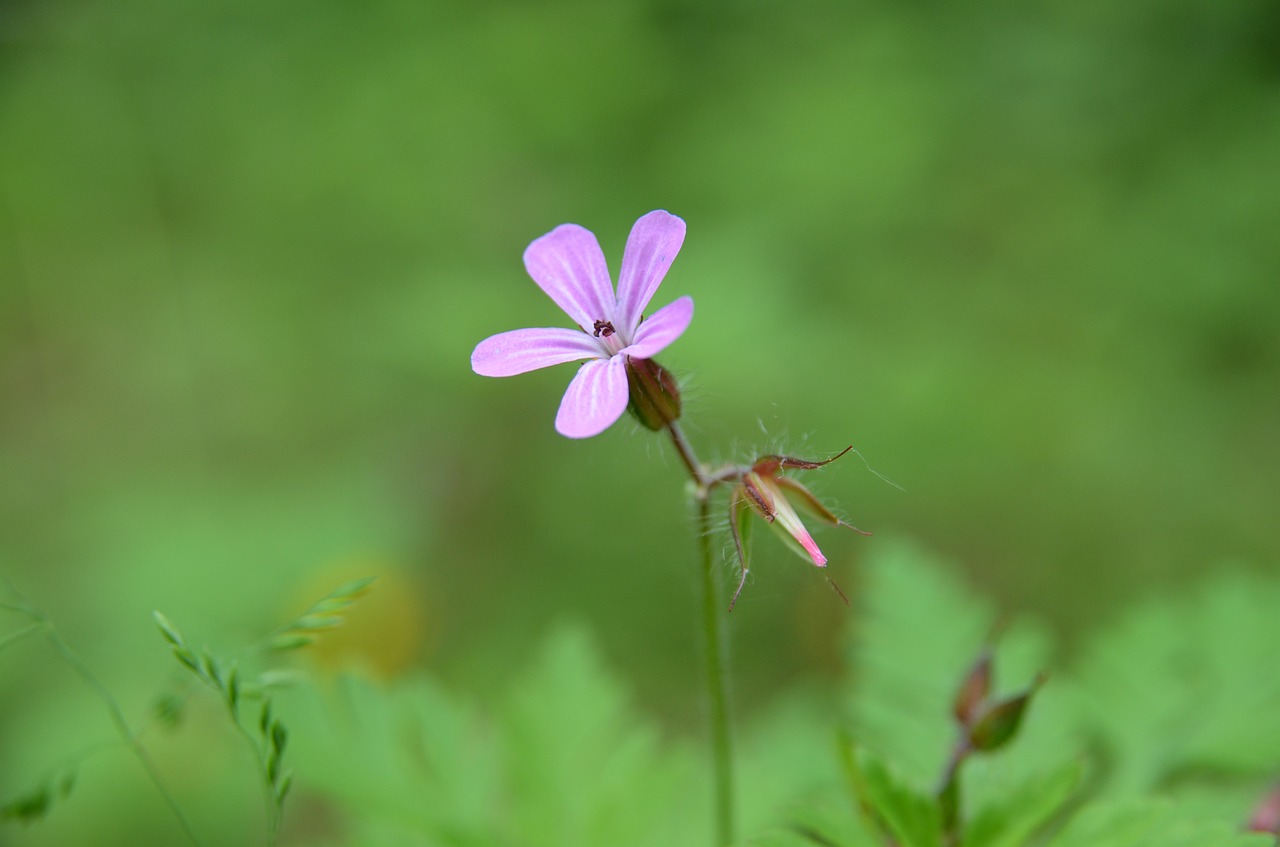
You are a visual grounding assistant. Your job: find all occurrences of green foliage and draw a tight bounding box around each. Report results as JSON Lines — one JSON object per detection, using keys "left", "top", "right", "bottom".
{"left": 7, "top": 546, "right": 1280, "bottom": 846}
{"left": 259, "top": 545, "right": 1280, "bottom": 847}
{"left": 746, "top": 802, "right": 879, "bottom": 847}
{"left": 961, "top": 759, "right": 1081, "bottom": 847}
{"left": 968, "top": 676, "right": 1046, "bottom": 754}
{"left": 502, "top": 626, "right": 698, "bottom": 846}
{"left": 151, "top": 578, "right": 374, "bottom": 844}
{"left": 1070, "top": 573, "right": 1280, "bottom": 796}
{"left": 283, "top": 624, "right": 702, "bottom": 847}
{"left": 755, "top": 542, "right": 1279, "bottom": 847}
{"left": 0, "top": 621, "right": 46, "bottom": 654}
{"left": 0, "top": 772, "right": 75, "bottom": 826}
{"left": 841, "top": 743, "right": 942, "bottom": 847}
{"left": 265, "top": 577, "right": 377, "bottom": 653}
{"left": 844, "top": 542, "right": 1073, "bottom": 793}
{"left": 1048, "top": 798, "right": 1273, "bottom": 847}
{"left": 154, "top": 606, "right": 293, "bottom": 840}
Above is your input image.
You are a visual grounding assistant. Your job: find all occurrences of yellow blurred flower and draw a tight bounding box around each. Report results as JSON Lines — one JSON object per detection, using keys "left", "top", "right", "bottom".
{"left": 286, "top": 557, "right": 433, "bottom": 678}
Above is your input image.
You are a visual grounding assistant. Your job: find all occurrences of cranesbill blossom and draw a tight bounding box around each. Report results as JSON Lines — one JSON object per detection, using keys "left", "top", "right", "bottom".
{"left": 471, "top": 210, "right": 693, "bottom": 438}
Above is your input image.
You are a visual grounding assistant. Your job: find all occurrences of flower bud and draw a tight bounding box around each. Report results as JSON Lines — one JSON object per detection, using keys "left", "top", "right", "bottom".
{"left": 967, "top": 674, "right": 1045, "bottom": 753}
{"left": 625, "top": 357, "right": 682, "bottom": 431}
{"left": 952, "top": 649, "right": 993, "bottom": 728}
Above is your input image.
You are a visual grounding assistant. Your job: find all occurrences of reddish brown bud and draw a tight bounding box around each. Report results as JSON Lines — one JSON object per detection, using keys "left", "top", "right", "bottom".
{"left": 625, "top": 357, "right": 681, "bottom": 431}
{"left": 953, "top": 649, "right": 994, "bottom": 728}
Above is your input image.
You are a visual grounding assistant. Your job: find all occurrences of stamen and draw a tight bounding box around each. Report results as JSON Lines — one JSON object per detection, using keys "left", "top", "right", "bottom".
{"left": 592, "top": 320, "right": 616, "bottom": 338}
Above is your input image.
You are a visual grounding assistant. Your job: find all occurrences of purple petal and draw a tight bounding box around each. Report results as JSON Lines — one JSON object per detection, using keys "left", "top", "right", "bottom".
{"left": 555, "top": 355, "right": 629, "bottom": 439}
{"left": 615, "top": 211, "right": 686, "bottom": 334}
{"left": 523, "top": 224, "right": 616, "bottom": 330}
{"left": 624, "top": 296, "right": 694, "bottom": 359}
{"left": 472, "top": 328, "right": 602, "bottom": 377}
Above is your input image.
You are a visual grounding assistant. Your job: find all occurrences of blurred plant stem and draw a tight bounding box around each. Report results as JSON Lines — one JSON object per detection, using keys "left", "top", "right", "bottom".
{"left": 1, "top": 578, "right": 205, "bottom": 846}
{"left": 667, "top": 422, "right": 737, "bottom": 846}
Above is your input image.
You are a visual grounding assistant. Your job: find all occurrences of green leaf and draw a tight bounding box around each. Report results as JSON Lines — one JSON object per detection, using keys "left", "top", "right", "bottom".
{"left": 226, "top": 668, "right": 240, "bottom": 716}
{"left": 289, "top": 614, "right": 344, "bottom": 632}
{"left": 266, "top": 576, "right": 377, "bottom": 653}
{"left": 280, "top": 625, "right": 699, "bottom": 846}
{"left": 745, "top": 831, "right": 828, "bottom": 847}
{"left": 736, "top": 693, "right": 867, "bottom": 838}
{"left": 253, "top": 670, "right": 301, "bottom": 691}
{"left": 274, "top": 772, "right": 293, "bottom": 807}
{"left": 500, "top": 624, "right": 699, "bottom": 847}
{"left": 174, "top": 647, "right": 201, "bottom": 674}
{"left": 154, "top": 692, "right": 185, "bottom": 727}
{"left": 200, "top": 651, "right": 223, "bottom": 687}
{"left": 277, "top": 670, "right": 502, "bottom": 842}
{"left": 1069, "top": 572, "right": 1280, "bottom": 795}
{"left": 1048, "top": 798, "right": 1274, "bottom": 847}
{"left": 321, "top": 576, "right": 376, "bottom": 603}
{"left": 842, "top": 742, "right": 942, "bottom": 847}
{"left": 0, "top": 621, "right": 45, "bottom": 652}
{"left": 745, "top": 801, "right": 882, "bottom": 846}
{"left": 961, "top": 758, "right": 1083, "bottom": 847}
{"left": 152, "top": 610, "right": 186, "bottom": 648}
{"left": 270, "top": 721, "right": 287, "bottom": 757}
{"left": 0, "top": 771, "right": 75, "bottom": 824}
{"left": 968, "top": 676, "right": 1045, "bottom": 753}
{"left": 842, "top": 542, "right": 1075, "bottom": 814}
{"left": 1, "top": 787, "right": 50, "bottom": 824}
{"left": 268, "top": 633, "right": 315, "bottom": 652}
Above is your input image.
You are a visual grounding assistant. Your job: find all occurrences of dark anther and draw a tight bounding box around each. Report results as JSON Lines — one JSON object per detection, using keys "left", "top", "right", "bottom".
{"left": 592, "top": 320, "right": 616, "bottom": 338}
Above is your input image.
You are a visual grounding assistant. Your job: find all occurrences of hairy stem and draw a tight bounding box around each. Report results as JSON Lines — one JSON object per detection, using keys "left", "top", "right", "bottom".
{"left": 667, "top": 420, "right": 704, "bottom": 484}
{"left": 666, "top": 422, "right": 736, "bottom": 845}
{"left": 698, "top": 490, "right": 736, "bottom": 846}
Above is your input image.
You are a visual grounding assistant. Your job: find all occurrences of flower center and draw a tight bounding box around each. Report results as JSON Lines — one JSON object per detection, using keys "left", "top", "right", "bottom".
{"left": 592, "top": 319, "right": 627, "bottom": 355}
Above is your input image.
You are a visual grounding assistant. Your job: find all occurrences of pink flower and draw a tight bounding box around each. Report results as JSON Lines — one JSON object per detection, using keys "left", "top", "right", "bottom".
{"left": 471, "top": 210, "right": 693, "bottom": 438}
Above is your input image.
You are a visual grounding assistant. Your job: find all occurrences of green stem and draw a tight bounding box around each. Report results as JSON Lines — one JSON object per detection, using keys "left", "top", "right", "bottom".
{"left": 45, "top": 623, "right": 206, "bottom": 846}
{"left": 2, "top": 579, "right": 204, "bottom": 846}
{"left": 666, "top": 419, "right": 703, "bottom": 483}
{"left": 666, "top": 422, "right": 736, "bottom": 846}
{"left": 698, "top": 490, "right": 736, "bottom": 846}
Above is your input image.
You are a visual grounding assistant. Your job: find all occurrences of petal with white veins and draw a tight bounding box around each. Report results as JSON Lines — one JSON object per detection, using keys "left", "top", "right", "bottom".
{"left": 523, "top": 224, "right": 616, "bottom": 331}
{"left": 625, "top": 295, "right": 694, "bottom": 359}
{"left": 555, "top": 355, "right": 629, "bottom": 438}
{"left": 615, "top": 211, "right": 686, "bottom": 335}
{"left": 471, "top": 327, "right": 603, "bottom": 377}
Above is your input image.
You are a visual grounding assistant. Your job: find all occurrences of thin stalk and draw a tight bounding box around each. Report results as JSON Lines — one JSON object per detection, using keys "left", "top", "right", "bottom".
{"left": 1, "top": 578, "right": 204, "bottom": 846}
{"left": 45, "top": 622, "right": 205, "bottom": 846}
{"left": 666, "top": 422, "right": 736, "bottom": 846}
{"left": 698, "top": 490, "right": 735, "bottom": 846}
{"left": 667, "top": 420, "right": 704, "bottom": 484}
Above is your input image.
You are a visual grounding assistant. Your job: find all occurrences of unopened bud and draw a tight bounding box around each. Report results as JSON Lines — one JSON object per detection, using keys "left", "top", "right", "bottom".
{"left": 968, "top": 674, "right": 1045, "bottom": 753}
{"left": 952, "top": 649, "right": 993, "bottom": 728}
{"left": 625, "top": 357, "right": 682, "bottom": 431}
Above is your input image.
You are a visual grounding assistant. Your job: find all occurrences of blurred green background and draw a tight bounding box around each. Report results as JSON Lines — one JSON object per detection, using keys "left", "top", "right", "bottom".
{"left": 2, "top": 0, "right": 1278, "bottom": 842}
